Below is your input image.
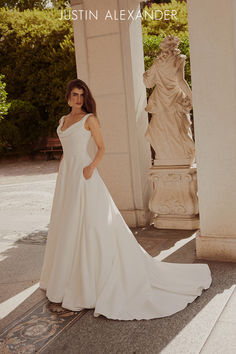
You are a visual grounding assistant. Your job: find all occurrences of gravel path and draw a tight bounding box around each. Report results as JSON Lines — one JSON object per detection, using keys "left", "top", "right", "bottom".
{"left": 0, "top": 159, "right": 60, "bottom": 246}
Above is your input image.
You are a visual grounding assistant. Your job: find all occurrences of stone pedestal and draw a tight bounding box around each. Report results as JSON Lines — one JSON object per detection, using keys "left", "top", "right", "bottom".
{"left": 196, "top": 231, "right": 236, "bottom": 262}
{"left": 149, "top": 165, "right": 199, "bottom": 230}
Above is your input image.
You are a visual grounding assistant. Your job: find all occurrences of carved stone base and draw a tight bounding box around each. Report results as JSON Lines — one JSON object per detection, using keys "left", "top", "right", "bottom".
{"left": 154, "top": 215, "right": 199, "bottom": 230}
{"left": 149, "top": 166, "right": 199, "bottom": 230}
{"left": 154, "top": 158, "right": 193, "bottom": 167}
{"left": 196, "top": 230, "right": 236, "bottom": 262}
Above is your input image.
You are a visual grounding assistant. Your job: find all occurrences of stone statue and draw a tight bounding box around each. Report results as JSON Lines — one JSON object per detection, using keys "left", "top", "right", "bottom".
{"left": 143, "top": 35, "right": 195, "bottom": 166}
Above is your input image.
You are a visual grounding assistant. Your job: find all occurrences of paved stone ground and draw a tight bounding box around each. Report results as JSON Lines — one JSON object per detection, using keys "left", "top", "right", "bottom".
{"left": 1, "top": 158, "right": 236, "bottom": 353}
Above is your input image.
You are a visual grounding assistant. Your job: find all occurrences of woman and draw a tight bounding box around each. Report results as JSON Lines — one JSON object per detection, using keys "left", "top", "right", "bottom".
{"left": 39, "top": 79, "right": 212, "bottom": 321}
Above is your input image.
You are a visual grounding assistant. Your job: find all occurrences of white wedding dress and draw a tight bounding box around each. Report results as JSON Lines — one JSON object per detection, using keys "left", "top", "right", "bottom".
{"left": 39, "top": 113, "right": 212, "bottom": 321}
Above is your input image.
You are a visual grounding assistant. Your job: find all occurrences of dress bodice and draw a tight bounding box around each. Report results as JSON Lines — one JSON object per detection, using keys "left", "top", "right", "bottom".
{"left": 57, "top": 113, "right": 93, "bottom": 163}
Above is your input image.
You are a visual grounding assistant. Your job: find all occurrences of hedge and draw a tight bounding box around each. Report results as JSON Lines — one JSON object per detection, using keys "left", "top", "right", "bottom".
{"left": 0, "top": 7, "right": 76, "bottom": 155}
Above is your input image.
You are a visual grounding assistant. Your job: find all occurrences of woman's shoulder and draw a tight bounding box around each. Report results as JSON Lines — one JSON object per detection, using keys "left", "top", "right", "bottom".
{"left": 86, "top": 113, "right": 101, "bottom": 127}
{"left": 59, "top": 115, "right": 66, "bottom": 124}
{"left": 87, "top": 113, "right": 96, "bottom": 119}
{"left": 61, "top": 114, "right": 71, "bottom": 120}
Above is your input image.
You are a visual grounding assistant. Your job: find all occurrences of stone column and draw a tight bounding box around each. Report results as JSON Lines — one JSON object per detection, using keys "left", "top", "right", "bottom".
{"left": 70, "top": 0, "right": 152, "bottom": 227}
{"left": 187, "top": 0, "right": 236, "bottom": 261}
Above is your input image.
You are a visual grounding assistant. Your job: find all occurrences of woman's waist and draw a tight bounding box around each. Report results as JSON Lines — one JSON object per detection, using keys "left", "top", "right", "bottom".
{"left": 62, "top": 151, "right": 91, "bottom": 161}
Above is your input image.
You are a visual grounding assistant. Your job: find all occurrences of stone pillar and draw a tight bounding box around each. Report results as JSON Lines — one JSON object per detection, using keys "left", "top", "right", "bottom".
{"left": 70, "top": 0, "right": 152, "bottom": 226}
{"left": 187, "top": 0, "right": 236, "bottom": 261}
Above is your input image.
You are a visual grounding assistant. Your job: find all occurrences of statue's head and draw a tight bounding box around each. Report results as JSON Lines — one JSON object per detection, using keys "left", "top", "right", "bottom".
{"left": 160, "top": 36, "right": 180, "bottom": 52}
{"left": 156, "top": 36, "right": 181, "bottom": 64}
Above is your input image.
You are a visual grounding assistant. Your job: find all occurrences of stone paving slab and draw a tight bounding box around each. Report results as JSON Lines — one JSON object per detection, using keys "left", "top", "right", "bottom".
{"left": 41, "top": 256, "right": 236, "bottom": 354}
{"left": 0, "top": 298, "right": 88, "bottom": 353}
{"left": 201, "top": 320, "right": 236, "bottom": 354}
{"left": 200, "top": 285, "right": 236, "bottom": 353}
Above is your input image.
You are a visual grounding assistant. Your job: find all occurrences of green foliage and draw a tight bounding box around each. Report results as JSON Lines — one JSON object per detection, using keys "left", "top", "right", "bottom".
{"left": 0, "top": 0, "right": 68, "bottom": 11}
{"left": 0, "top": 1, "right": 191, "bottom": 156}
{"left": 0, "top": 74, "right": 10, "bottom": 120}
{"left": 0, "top": 99, "right": 42, "bottom": 154}
{"left": 0, "top": 0, "right": 47, "bottom": 10}
{"left": 143, "top": 35, "right": 163, "bottom": 70}
{"left": 142, "top": 0, "right": 191, "bottom": 88}
{"left": 142, "top": 0, "right": 188, "bottom": 37}
{"left": 0, "top": 7, "right": 76, "bottom": 155}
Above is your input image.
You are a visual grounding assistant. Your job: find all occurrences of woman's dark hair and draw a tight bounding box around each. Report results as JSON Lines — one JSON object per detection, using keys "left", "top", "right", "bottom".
{"left": 65, "top": 79, "right": 97, "bottom": 116}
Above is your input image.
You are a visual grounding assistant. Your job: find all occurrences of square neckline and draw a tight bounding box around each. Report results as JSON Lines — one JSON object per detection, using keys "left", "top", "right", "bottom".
{"left": 60, "top": 113, "right": 90, "bottom": 133}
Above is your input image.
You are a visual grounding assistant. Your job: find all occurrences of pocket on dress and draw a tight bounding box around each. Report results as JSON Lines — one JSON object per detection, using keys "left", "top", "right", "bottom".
{"left": 82, "top": 168, "right": 87, "bottom": 181}
{"left": 82, "top": 165, "right": 94, "bottom": 181}
{"left": 82, "top": 167, "right": 91, "bottom": 181}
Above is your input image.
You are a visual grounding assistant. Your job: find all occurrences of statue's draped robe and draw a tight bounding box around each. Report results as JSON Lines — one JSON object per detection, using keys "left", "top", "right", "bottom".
{"left": 143, "top": 54, "right": 195, "bottom": 165}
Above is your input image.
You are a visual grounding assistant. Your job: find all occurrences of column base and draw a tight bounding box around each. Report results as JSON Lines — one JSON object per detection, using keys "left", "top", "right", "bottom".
{"left": 153, "top": 215, "right": 199, "bottom": 230}
{"left": 154, "top": 158, "right": 193, "bottom": 167}
{"left": 120, "top": 209, "right": 151, "bottom": 227}
{"left": 196, "top": 230, "right": 236, "bottom": 262}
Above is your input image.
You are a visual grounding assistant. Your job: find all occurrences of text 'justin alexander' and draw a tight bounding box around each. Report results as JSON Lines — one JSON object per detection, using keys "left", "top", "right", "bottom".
{"left": 59, "top": 9, "right": 178, "bottom": 21}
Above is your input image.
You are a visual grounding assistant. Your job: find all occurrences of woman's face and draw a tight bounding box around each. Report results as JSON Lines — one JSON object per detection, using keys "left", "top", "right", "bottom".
{"left": 68, "top": 87, "right": 85, "bottom": 109}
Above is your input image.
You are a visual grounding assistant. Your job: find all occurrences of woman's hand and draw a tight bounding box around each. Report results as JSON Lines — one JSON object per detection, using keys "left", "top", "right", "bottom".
{"left": 83, "top": 164, "right": 95, "bottom": 180}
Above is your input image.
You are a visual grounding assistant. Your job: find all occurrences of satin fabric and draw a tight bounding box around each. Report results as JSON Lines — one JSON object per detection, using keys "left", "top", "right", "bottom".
{"left": 39, "top": 113, "right": 212, "bottom": 320}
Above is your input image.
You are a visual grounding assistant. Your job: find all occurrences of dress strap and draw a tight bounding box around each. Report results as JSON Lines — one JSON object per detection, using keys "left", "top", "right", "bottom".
{"left": 82, "top": 113, "right": 93, "bottom": 132}
{"left": 59, "top": 116, "right": 65, "bottom": 129}
{"left": 82, "top": 113, "right": 92, "bottom": 121}
{"left": 82, "top": 113, "right": 92, "bottom": 124}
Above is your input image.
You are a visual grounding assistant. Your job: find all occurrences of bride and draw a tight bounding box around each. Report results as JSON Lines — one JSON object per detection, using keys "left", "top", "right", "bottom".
{"left": 39, "top": 79, "right": 212, "bottom": 321}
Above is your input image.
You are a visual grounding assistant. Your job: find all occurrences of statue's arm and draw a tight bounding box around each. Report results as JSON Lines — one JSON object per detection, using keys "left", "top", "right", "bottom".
{"left": 143, "top": 61, "right": 157, "bottom": 88}
{"left": 176, "top": 58, "right": 192, "bottom": 101}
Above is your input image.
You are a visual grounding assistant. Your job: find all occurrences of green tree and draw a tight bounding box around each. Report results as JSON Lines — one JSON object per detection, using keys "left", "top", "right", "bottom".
{"left": 0, "top": 7, "right": 76, "bottom": 155}
{"left": 142, "top": 0, "right": 188, "bottom": 37}
{"left": 0, "top": 0, "right": 68, "bottom": 11}
{"left": 0, "top": 74, "right": 10, "bottom": 120}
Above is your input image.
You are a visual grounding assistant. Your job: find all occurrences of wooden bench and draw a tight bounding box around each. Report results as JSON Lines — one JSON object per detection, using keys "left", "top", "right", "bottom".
{"left": 40, "top": 137, "right": 63, "bottom": 160}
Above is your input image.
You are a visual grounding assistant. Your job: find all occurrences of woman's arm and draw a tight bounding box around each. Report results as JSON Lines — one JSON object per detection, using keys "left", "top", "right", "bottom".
{"left": 83, "top": 115, "right": 105, "bottom": 179}
{"left": 58, "top": 117, "right": 64, "bottom": 162}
